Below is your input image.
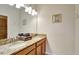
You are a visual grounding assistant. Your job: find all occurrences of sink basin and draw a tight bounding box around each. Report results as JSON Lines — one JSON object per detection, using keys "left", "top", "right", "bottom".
{"left": 8, "top": 41, "right": 25, "bottom": 49}
{"left": 0, "top": 40, "right": 25, "bottom": 54}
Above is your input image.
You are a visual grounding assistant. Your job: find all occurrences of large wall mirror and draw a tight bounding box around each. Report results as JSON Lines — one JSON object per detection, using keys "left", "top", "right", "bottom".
{"left": 0, "top": 4, "right": 38, "bottom": 39}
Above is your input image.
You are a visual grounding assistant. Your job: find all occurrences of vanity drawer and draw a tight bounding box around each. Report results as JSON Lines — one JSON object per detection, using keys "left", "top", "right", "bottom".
{"left": 15, "top": 44, "right": 35, "bottom": 55}
{"left": 37, "top": 38, "right": 46, "bottom": 46}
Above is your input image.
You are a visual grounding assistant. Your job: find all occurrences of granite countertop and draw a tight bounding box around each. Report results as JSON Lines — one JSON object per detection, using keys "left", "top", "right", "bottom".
{"left": 0, "top": 35, "right": 46, "bottom": 55}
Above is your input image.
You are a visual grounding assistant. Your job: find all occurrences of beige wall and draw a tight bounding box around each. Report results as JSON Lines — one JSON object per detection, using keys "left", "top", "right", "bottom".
{"left": 37, "top": 4, "right": 75, "bottom": 54}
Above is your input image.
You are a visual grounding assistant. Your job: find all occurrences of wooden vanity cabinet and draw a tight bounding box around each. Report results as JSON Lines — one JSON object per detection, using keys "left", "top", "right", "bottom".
{"left": 11, "top": 37, "right": 46, "bottom": 55}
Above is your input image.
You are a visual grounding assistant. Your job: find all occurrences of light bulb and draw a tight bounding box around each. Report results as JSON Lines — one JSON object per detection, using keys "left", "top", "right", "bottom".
{"left": 28, "top": 10, "right": 32, "bottom": 14}
{"left": 25, "top": 7, "right": 29, "bottom": 12}
{"left": 28, "top": 7, "right": 32, "bottom": 11}
{"left": 32, "top": 12, "right": 35, "bottom": 16}
{"left": 34, "top": 11, "right": 37, "bottom": 15}
{"left": 31, "top": 9, "right": 38, "bottom": 16}
{"left": 32, "top": 9, "right": 35, "bottom": 13}
{"left": 27, "top": 7, "right": 32, "bottom": 14}
{"left": 16, "top": 4, "right": 21, "bottom": 8}
{"left": 31, "top": 9, "right": 35, "bottom": 16}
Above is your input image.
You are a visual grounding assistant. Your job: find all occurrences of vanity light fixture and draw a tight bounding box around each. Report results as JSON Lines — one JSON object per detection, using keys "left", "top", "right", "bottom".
{"left": 9, "top": 4, "right": 38, "bottom": 16}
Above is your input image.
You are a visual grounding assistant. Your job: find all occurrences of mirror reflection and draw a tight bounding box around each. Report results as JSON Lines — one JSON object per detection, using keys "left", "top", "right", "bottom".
{"left": 0, "top": 4, "right": 38, "bottom": 39}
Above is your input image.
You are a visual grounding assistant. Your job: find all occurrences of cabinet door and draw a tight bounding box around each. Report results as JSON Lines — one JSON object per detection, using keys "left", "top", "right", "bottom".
{"left": 41, "top": 41, "right": 46, "bottom": 55}
{"left": 36, "top": 38, "right": 46, "bottom": 55}
{"left": 37, "top": 45, "right": 42, "bottom": 55}
{"left": 42, "top": 42, "right": 45, "bottom": 55}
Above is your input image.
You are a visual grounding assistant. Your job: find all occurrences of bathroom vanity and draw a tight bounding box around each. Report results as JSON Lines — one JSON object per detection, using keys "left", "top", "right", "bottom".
{"left": 0, "top": 35, "right": 46, "bottom": 55}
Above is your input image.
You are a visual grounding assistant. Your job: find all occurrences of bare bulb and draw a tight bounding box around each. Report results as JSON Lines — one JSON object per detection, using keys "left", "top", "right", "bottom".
{"left": 32, "top": 12, "right": 35, "bottom": 16}
{"left": 28, "top": 7, "right": 32, "bottom": 11}
{"left": 16, "top": 4, "right": 21, "bottom": 8}
{"left": 25, "top": 7, "right": 29, "bottom": 12}
{"left": 27, "top": 7, "right": 32, "bottom": 14}
{"left": 34, "top": 12, "right": 37, "bottom": 15}
{"left": 31, "top": 9, "right": 35, "bottom": 16}
{"left": 28, "top": 10, "right": 32, "bottom": 14}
